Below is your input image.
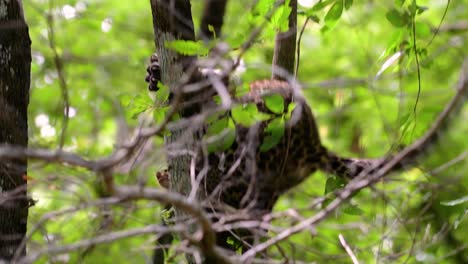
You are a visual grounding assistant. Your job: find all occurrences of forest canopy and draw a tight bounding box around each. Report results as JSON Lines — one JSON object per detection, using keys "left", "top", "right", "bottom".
{"left": 0, "top": 0, "right": 467, "bottom": 263}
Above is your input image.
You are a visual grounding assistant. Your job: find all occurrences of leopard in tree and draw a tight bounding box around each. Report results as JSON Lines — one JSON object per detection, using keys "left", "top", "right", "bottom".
{"left": 146, "top": 54, "right": 378, "bottom": 213}
{"left": 147, "top": 53, "right": 468, "bottom": 210}
{"left": 147, "top": 54, "right": 467, "bottom": 253}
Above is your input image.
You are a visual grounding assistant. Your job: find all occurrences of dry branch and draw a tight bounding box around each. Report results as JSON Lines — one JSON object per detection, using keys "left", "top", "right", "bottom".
{"left": 240, "top": 58, "right": 468, "bottom": 261}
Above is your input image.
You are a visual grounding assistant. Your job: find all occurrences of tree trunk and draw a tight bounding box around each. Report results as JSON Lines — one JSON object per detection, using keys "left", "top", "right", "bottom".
{"left": 0, "top": 0, "right": 31, "bottom": 260}
{"left": 272, "top": 0, "right": 297, "bottom": 79}
{"left": 149, "top": 0, "right": 197, "bottom": 198}
{"left": 149, "top": 1, "right": 199, "bottom": 263}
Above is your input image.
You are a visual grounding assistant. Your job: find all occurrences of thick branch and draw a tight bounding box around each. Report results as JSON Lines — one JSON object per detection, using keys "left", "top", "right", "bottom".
{"left": 0, "top": 0, "right": 31, "bottom": 260}
{"left": 150, "top": 0, "right": 197, "bottom": 89}
{"left": 149, "top": 1, "right": 229, "bottom": 262}
{"left": 241, "top": 59, "right": 468, "bottom": 259}
{"left": 150, "top": 0, "right": 195, "bottom": 43}
{"left": 21, "top": 224, "right": 184, "bottom": 264}
{"left": 150, "top": 0, "right": 198, "bottom": 196}
{"left": 116, "top": 186, "right": 233, "bottom": 264}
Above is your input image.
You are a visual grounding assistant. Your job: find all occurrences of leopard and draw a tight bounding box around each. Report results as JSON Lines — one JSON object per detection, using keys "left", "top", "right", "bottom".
{"left": 146, "top": 55, "right": 378, "bottom": 213}
{"left": 146, "top": 54, "right": 467, "bottom": 253}
{"left": 147, "top": 54, "right": 467, "bottom": 213}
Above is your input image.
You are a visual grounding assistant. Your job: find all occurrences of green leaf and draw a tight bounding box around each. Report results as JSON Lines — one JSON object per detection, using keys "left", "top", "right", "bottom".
{"left": 399, "top": 113, "right": 413, "bottom": 139}
{"left": 231, "top": 104, "right": 259, "bottom": 126}
{"left": 384, "top": 30, "right": 406, "bottom": 56}
{"left": 395, "top": 0, "right": 406, "bottom": 7}
{"left": 271, "top": 2, "right": 291, "bottom": 32}
{"left": 264, "top": 94, "right": 285, "bottom": 114}
{"left": 285, "top": 102, "right": 296, "bottom": 119}
{"left": 322, "top": 176, "right": 347, "bottom": 210}
{"left": 416, "top": 5, "right": 429, "bottom": 15}
{"left": 227, "top": 236, "right": 244, "bottom": 253}
{"left": 206, "top": 117, "right": 236, "bottom": 152}
{"left": 165, "top": 40, "right": 209, "bottom": 56}
{"left": 324, "top": 1, "right": 343, "bottom": 24}
{"left": 415, "top": 22, "right": 431, "bottom": 38}
{"left": 207, "top": 113, "right": 230, "bottom": 135}
{"left": 324, "top": 176, "right": 346, "bottom": 194}
{"left": 320, "top": 24, "right": 330, "bottom": 34}
{"left": 207, "top": 24, "right": 216, "bottom": 39}
{"left": 231, "top": 103, "right": 270, "bottom": 126}
{"left": 235, "top": 83, "right": 251, "bottom": 97}
{"left": 342, "top": 203, "right": 364, "bottom": 215}
{"left": 344, "top": 0, "right": 353, "bottom": 10}
{"left": 161, "top": 207, "right": 174, "bottom": 222}
{"left": 260, "top": 117, "right": 285, "bottom": 152}
{"left": 309, "top": 15, "right": 320, "bottom": 23}
{"left": 226, "top": 33, "right": 245, "bottom": 49}
{"left": 321, "top": 0, "right": 343, "bottom": 32}
{"left": 153, "top": 106, "right": 169, "bottom": 124}
{"left": 408, "top": 0, "right": 418, "bottom": 16}
{"left": 441, "top": 196, "right": 468, "bottom": 206}
{"left": 253, "top": 0, "right": 274, "bottom": 17}
{"left": 310, "top": 0, "right": 334, "bottom": 12}
{"left": 385, "top": 9, "right": 408, "bottom": 27}
{"left": 155, "top": 82, "right": 170, "bottom": 103}
{"left": 119, "top": 94, "right": 132, "bottom": 108}
{"left": 298, "top": 10, "right": 320, "bottom": 23}
{"left": 129, "top": 94, "right": 153, "bottom": 119}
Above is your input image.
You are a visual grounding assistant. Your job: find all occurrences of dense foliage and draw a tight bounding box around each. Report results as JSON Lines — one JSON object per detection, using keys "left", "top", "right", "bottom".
{"left": 21, "top": 0, "right": 467, "bottom": 263}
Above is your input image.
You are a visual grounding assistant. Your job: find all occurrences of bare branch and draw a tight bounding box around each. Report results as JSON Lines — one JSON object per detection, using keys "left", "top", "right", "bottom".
{"left": 0, "top": 144, "right": 97, "bottom": 170}
{"left": 429, "top": 150, "right": 468, "bottom": 175}
{"left": 21, "top": 224, "right": 184, "bottom": 264}
{"left": 322, "top": 58, "right": 468, "bottom": 179}
{"left": 115, "top": 185, "right": 233, "bottom": 264}
{"left": 45, "top": 5, "right": 70, "bottom": 149}
{"left": 339, "top": 234, "right": 360, "bottom": 264}
{"left": 240, "top": 58, "right": 468, "bottom": 261}
{"left": 436, "top": 20, "right": 468, "bottom": 34}
{"left": 13, "top": 197, "right": 130, "bottom": 261}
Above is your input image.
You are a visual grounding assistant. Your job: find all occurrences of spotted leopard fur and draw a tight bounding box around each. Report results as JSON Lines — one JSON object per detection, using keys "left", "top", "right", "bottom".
{"left": 147, "top": 55, "right": 467, "bottom": 213}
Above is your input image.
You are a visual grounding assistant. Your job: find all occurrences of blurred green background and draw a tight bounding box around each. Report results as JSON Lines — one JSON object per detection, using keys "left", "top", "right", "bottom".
{"left": 23, "top": 0, "right": 467, "bottom": 263}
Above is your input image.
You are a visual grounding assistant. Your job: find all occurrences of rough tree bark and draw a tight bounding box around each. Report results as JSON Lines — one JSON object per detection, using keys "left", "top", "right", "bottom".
{"left": 149, "top": 1, "right": 236, "bottom": 263}
{"left": 148, "top": 0, "right": 467, "bottom": 262}
{"left": 149, "top": 1, "right": 211, "bottom": 263}
{"left": 149, "top": 0, "right": 197, "bottom": 198}
{"left": 0, "top": 0, "right": 31, "bottom": 261}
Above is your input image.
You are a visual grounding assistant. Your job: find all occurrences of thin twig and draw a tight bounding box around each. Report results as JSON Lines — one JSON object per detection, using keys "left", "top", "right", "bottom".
{"left": 240, "top": 59, "right": 468, "bottom": 261}
{"left": 45, "top": 5, "right": 70, "bottom": 149}
{"left": 339, "top": 234, "right": 360, "bottom": 264}
{"left": 21, "top": 224, "right": 185, "bottom": 263}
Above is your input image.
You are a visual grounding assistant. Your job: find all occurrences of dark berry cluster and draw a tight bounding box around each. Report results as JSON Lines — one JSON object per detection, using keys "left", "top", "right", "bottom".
{"left": 145, "top": 53, "right": 161, "bottom": 92}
